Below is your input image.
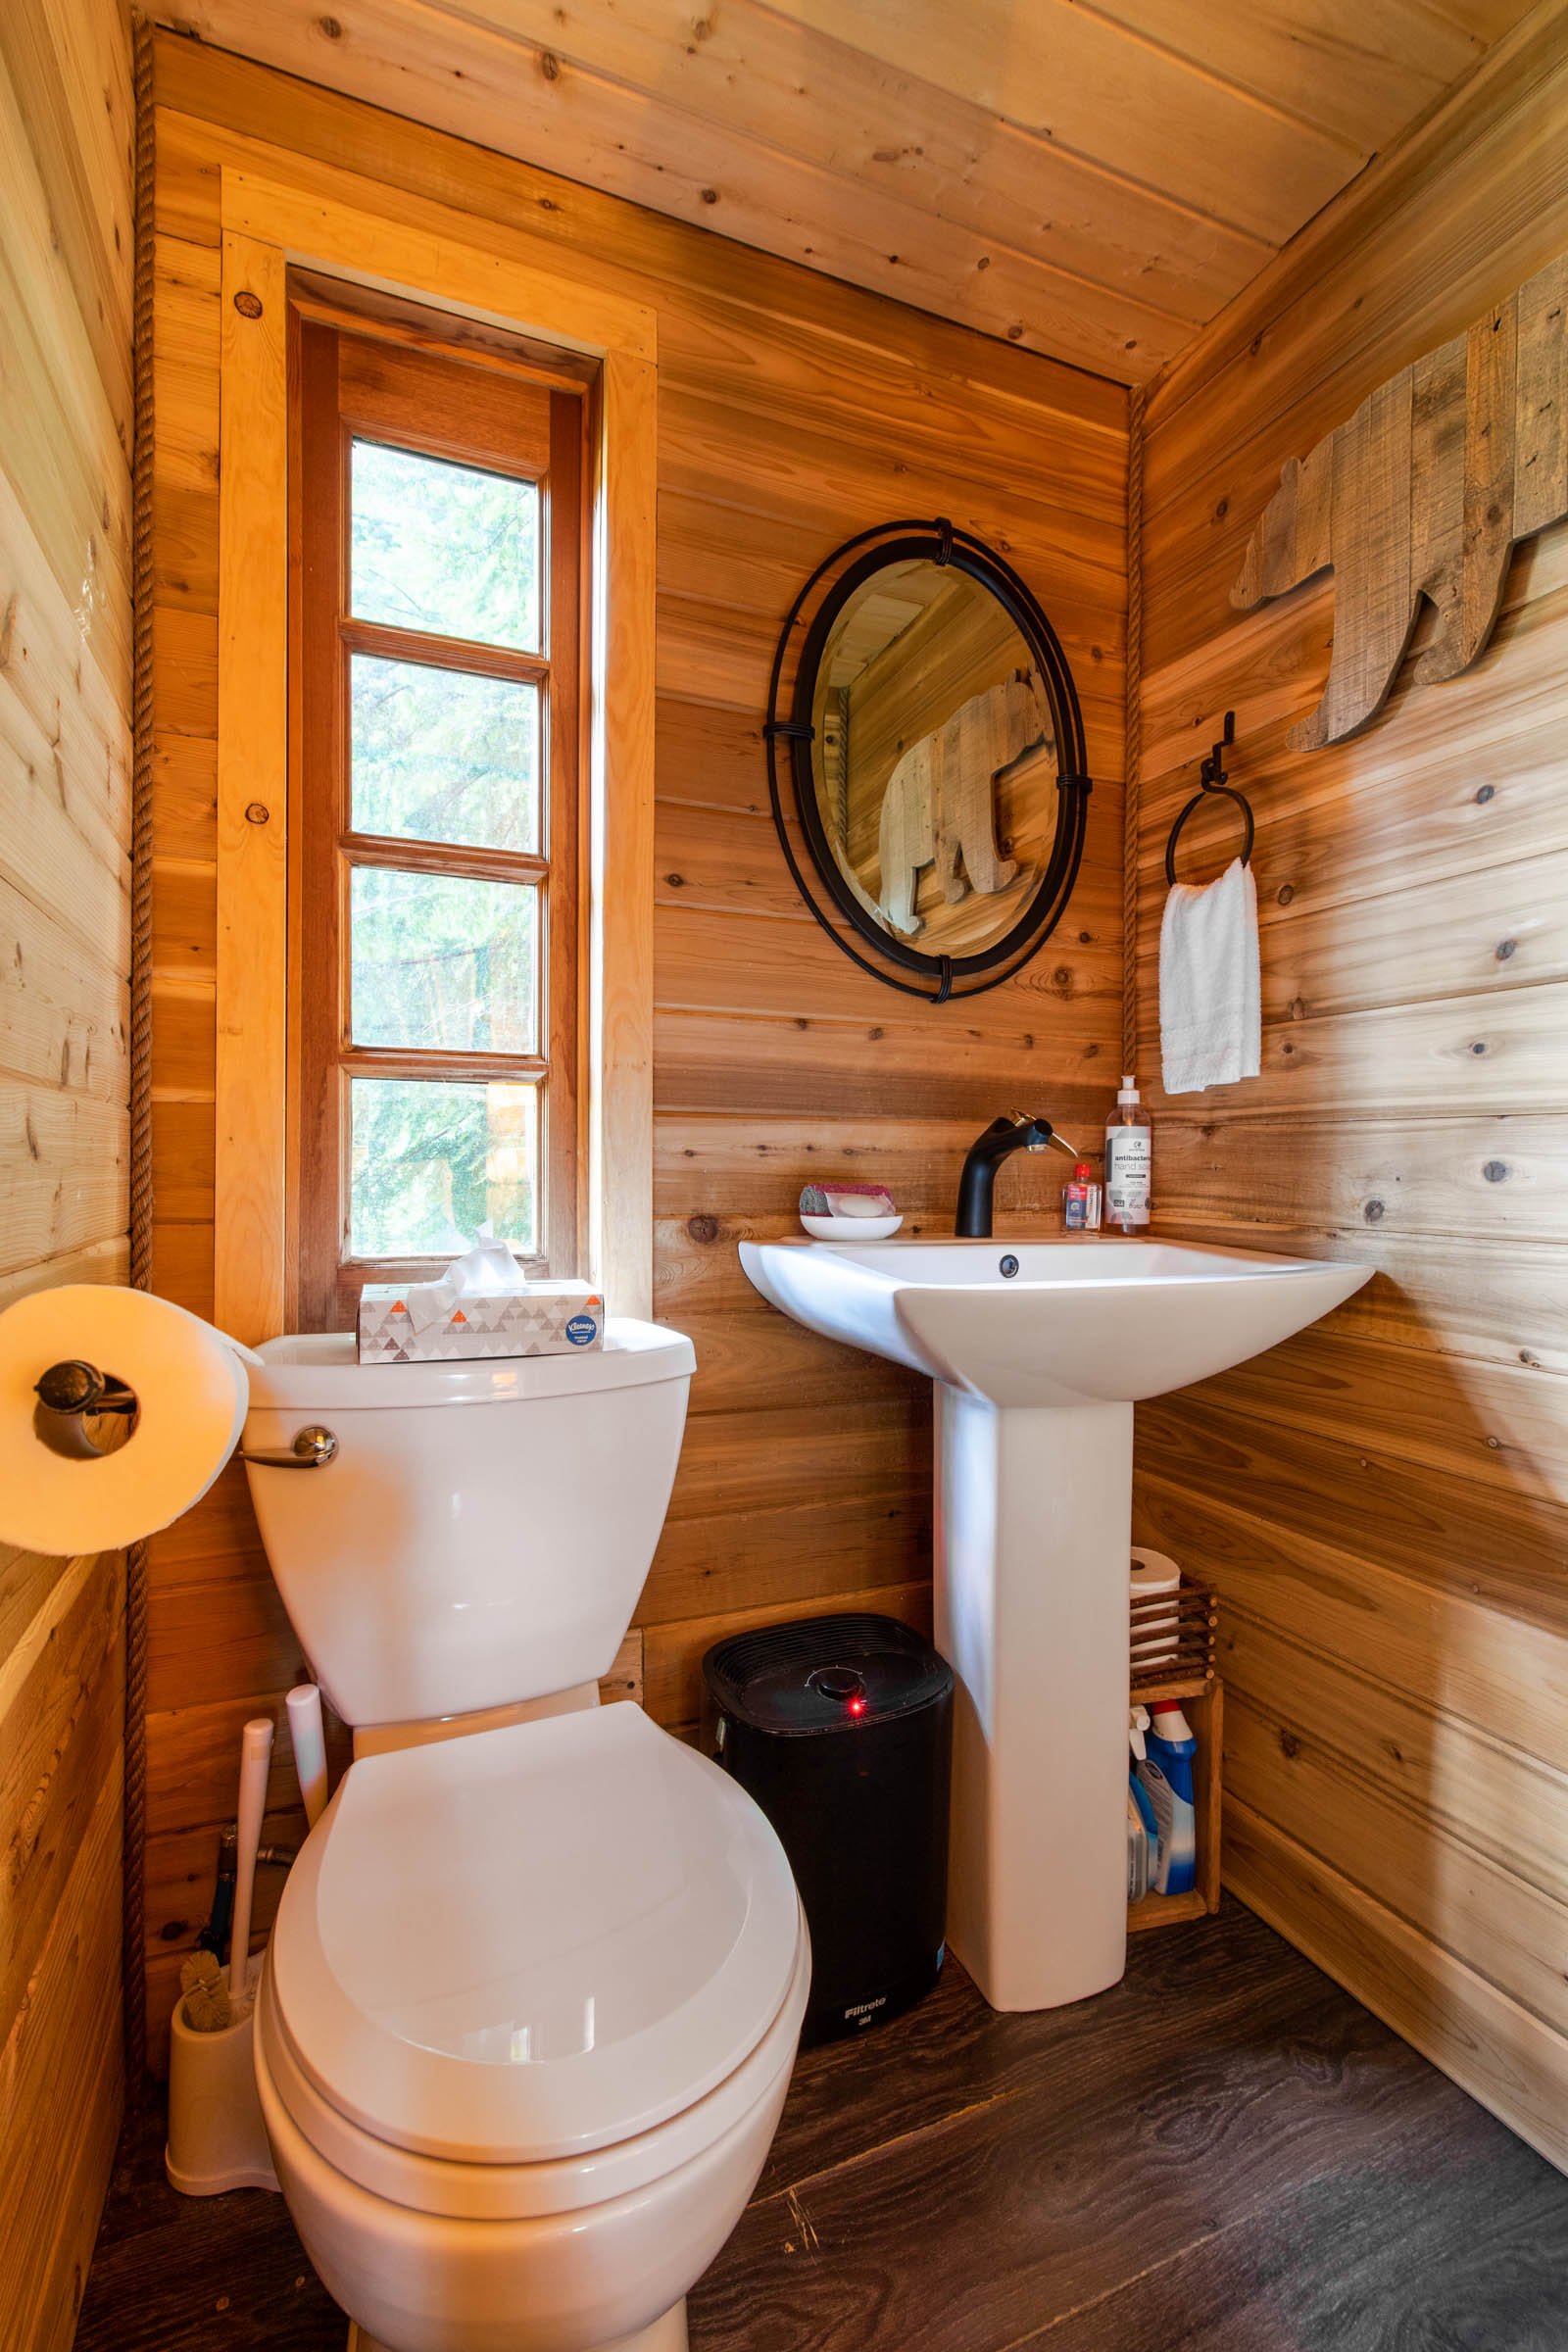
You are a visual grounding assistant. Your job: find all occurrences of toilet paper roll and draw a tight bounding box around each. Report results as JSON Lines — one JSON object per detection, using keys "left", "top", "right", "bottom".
{"left": 1130, "top": 1545, "right": 1182, "bottom": 1663}
{"left": 1130, "top": 1545, "right": 1181, "bottom": 1594}
{"left": 0, "top": 1285, "right": 255, "bottom": 1555}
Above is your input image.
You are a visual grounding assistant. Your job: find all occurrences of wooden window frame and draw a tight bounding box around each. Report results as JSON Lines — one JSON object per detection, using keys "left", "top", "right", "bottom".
{"left": 212, "top": 163, "right": 657, "bottom": 1343}
{"left": 290, "top": 315, "right": 586, "bottom": 1331}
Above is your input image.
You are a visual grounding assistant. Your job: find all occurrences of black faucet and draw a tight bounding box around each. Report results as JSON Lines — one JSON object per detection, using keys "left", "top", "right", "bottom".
{"left": 956, "top": 1114, "right": 1073, "bottom": 1238}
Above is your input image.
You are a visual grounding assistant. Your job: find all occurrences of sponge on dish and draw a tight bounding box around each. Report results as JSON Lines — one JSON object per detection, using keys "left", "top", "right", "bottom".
{"left": 798, "top": 1182, "right": 898, "bottom": 1219}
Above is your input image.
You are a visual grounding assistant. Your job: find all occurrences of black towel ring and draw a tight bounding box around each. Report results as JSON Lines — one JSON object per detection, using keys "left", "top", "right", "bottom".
{"left": 1164, "top": 710, "right": 1254, "bottom": 887}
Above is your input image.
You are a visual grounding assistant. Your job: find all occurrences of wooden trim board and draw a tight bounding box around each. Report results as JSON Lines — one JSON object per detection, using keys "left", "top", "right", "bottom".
{"left": 215, "top": 227, "right": 288, "bottom": 1339}
{"left": 212, "top": 158, "right": 658, "bottom": 1336}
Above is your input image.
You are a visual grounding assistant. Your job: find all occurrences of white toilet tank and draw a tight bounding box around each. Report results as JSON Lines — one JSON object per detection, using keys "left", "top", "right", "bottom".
{"left": 241, "top": 1319, "right": 695, "bottom": 1729}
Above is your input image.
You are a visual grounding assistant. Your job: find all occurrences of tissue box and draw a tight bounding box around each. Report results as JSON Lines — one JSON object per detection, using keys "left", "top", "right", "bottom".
{"left": 358, "top": 1281, "right": 606, "bottom": 1365}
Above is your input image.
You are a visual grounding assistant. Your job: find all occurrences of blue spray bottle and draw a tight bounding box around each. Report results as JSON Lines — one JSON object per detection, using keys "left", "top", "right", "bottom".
{"left": 1127, "top": 1707, "right": 1158, "bottom": 1900}
{"left": 1136, "top": 1703, "right": 1198, "bottom": 1895}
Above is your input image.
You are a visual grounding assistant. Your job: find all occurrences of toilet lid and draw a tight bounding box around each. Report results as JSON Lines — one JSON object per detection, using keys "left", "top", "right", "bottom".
{"left": 268, "top": 1703, "right": 802, "bottom": 2164}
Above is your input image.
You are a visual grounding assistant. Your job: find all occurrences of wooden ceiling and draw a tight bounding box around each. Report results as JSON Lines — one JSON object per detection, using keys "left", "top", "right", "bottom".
{"left": 156, "top": 0, "right": 1542, "bottom": 382}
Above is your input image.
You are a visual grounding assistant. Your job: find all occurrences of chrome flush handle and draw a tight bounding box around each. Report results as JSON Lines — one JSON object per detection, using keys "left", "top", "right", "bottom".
{"left": 240, "top": 1424, "right": 338, "bottom": 1469}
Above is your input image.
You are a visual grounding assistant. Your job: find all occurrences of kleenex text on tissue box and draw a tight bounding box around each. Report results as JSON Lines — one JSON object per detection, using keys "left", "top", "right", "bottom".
{"left": 359, "top": 1280, "right": 605, "bottom": 1364}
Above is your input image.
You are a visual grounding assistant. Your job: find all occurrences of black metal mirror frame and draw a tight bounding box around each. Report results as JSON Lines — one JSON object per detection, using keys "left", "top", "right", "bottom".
{"left": 764, "top": 517, "right": 1094, "bottom": 1004}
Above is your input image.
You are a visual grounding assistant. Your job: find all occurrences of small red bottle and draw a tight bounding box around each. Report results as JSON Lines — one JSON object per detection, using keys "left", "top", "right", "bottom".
{"left": 1062, "top": 1157, "right": 1102, "bottom": 1231}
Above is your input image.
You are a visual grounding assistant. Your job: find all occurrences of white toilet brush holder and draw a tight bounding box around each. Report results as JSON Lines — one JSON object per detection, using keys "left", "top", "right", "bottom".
{"left": 166, "top": 1948, "right": 278, "bottom": 2196}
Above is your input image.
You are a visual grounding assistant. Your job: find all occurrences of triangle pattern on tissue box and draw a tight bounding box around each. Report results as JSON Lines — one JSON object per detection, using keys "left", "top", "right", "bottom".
{"left": 358, "top": 1283, "right": 605, "bottom": 1365}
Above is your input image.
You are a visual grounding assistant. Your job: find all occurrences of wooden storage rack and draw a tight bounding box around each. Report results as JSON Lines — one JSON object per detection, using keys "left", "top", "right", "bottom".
{"left": 1127, "top": 1578, "right": 1222, "bottom": 1933}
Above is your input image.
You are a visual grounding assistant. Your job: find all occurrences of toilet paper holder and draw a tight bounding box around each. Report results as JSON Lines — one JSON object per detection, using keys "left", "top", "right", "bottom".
{"left": 32, "top": 1357, "right": 337, "bottom": 1469}
{"left": 34, "top": 1357, "right": 139, "bottom": 1419}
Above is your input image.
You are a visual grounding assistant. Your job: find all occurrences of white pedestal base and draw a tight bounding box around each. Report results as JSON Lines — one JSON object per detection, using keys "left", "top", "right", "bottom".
{"left": 935, "top": 1390, "right": 1132, "bottom": 2011}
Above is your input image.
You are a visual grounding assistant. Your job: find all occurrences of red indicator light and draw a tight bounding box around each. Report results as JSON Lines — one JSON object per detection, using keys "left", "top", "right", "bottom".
{"left": 847, "top": 1695, "right": 866, "bottom": 1717}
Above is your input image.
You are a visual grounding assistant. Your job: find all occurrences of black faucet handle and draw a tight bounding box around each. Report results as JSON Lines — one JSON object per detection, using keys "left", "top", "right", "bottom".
{"left": 1008, "top": 1110, "right": 1054, "bottom": 1144}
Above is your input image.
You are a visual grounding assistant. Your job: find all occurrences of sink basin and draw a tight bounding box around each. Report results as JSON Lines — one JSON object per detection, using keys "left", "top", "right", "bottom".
{"left": 741, "top": 1232, "right": 1369, "bottom": 2015}
{"left": 738, "top": 1237, "right": 1369, "bottom": 1408}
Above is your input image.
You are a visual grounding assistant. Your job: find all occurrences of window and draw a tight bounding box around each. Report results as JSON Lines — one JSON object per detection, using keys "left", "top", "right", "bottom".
{"left": 292, "top": 318, "right": 585, "bottom": 1330}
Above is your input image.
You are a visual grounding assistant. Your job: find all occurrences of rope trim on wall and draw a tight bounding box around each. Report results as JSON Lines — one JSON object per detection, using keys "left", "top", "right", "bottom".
{"left": 1121, "top": 385, "right": 1146, "bottom": 1078}
{"left": 124, "top": 8, "right": 157, "bottom": 2102}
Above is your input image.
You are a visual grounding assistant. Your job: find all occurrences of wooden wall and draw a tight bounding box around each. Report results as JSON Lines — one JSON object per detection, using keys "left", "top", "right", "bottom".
{"left": 144, "top": 35, "right": 1127, "bottom": 2068}
{"left": 0, "top": 0, "right": 133, "bottom": 2339}
{"left": 1132, "top": 2, "right": 1568, "bottom": 2167}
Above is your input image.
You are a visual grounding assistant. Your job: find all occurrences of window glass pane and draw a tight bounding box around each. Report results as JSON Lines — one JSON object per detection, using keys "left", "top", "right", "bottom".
{"left": 349, "top": 1078, "right": 538, "bottom": 1258}
{"left": 350, "top": 867, "right": 537, "bottom": 1055}
{"left": 351, "top": 441, "right": 539, "bottom": 651}
{"left": 351, "top": 656, "right": 539, "bottom": 855}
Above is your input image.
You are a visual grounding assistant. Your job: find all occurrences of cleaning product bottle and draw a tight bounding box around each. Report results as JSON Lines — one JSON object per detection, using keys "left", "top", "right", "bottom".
{"left": 1104, "top": 1075, "right": 1152, "bottom": 1234}
{"left": 1127, "top": 1707, "right": 1158, "bottom": 1900}
{"left": 1135, "top": 1702, "right": 1198, "bottom": 1895}
{"left": 1127, "top": 1785, "right": 1153, "bottom": 1902}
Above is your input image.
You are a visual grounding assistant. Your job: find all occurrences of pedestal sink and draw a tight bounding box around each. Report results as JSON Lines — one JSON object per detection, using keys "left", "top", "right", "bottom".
{"left": 739, "top": 1235, "right": 1370, "bottom": 2013}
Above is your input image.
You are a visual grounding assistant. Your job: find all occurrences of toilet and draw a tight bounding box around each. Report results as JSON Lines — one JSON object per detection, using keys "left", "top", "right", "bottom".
{"left": 240, "top": 1319, "right": 809, "bottom": 2352}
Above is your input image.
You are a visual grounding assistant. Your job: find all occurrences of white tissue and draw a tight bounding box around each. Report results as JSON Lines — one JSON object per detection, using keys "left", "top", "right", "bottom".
{"left": 402, "top": 1225, "right": 532, "bottom": 1333}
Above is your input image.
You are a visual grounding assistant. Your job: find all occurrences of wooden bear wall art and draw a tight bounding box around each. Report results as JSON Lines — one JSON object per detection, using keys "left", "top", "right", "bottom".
{"left": 1232, "top": 252, "right": 1566, "bottom": 751}
{"left": 876, "top": 671, "right": 1051, "bottom": 937}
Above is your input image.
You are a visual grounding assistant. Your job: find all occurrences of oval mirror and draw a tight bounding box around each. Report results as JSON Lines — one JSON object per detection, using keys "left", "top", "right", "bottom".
{"left": 767, "top": 521, "right": 1093, "bottom": 1001}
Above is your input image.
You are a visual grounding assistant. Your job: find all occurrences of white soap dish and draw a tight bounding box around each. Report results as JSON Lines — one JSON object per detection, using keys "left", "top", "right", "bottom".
{"left": 801, "top": 1213, "right": 904, "bottom": 1241}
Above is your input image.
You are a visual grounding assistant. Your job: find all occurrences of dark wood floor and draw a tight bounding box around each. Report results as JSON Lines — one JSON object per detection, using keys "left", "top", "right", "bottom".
{"left": 76, "top": 1901, "right": 1568, "bottom": 2352}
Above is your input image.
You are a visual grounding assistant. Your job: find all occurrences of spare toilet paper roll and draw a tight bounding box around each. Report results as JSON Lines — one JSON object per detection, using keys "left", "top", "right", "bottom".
{"left": 0, "top": 1285, "right": 256, "bottom": 1555}
{"left": 1130, "top": 1545, "right": 1182, "bottom": 1664}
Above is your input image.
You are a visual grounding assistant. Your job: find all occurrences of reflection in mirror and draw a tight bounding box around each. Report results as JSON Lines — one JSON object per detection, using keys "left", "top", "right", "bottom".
{"left": 809, "top": 562, "right": 1057, "bottom": 956}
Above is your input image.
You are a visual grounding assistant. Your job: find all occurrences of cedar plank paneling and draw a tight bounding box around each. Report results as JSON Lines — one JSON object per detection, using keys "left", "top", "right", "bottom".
{"left": 1134, "top": 20, "right": 1568, "bottom": 2169}
{"left": 0, "top": 0, "right": 132, "bottom": 2337}
{"left": 140, "top": 0, "right": 1544, "bottom": 384}
{"left": 143, "top": 33, "right": 1127, "bottom": 2072}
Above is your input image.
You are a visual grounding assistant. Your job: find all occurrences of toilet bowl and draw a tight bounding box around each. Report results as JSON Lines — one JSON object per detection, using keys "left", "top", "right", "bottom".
{"left": 240, "top": 1322, "right": 808, "bottom": 2351}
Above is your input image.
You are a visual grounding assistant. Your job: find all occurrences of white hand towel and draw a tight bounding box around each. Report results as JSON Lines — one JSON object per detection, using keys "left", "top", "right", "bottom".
{"left": 1158, "top": 855, "right": 1261, "bottom": 1095}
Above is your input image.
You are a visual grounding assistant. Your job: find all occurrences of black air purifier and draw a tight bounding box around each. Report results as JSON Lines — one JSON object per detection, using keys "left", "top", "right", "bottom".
{"left": 701, "top": 1612, "right": 954, "bottom": 2044}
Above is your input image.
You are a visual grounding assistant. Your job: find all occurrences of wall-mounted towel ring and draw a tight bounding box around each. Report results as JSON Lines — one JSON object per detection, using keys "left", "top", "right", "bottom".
{"left": 1164, "top": 711, "right": 1253, "bottom": 887}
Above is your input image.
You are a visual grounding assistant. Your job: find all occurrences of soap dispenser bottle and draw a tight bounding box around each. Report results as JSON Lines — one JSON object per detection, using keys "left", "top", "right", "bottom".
{"left": 1105, "top": 1076, "right": 1152, "bottom": 1234}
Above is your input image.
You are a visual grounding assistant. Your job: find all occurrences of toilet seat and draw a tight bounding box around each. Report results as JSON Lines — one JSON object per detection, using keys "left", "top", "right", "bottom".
{"left": 267, "top": 1703, "right": 803, "bottom": 2174}
{"left": 256, "top": 1929, "right": 809, "bottom": 2221}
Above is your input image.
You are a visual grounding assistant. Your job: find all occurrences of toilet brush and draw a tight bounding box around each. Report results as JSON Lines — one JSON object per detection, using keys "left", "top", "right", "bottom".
{"left": 166, "top": 1716, "right": 281, "bottom": 2197}
{"left": 179, "top": 1947, "right": 232, "bottom": 2034}
{"left": 286, "top": 1684, "right": 329, "bottom": 1828}
{"left": 196, "top": 1823, "right": 238, "bottom": 1961}
{"left": 229, "top": 1717, "right": 274, "bottom": 2002}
